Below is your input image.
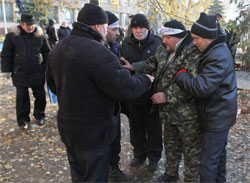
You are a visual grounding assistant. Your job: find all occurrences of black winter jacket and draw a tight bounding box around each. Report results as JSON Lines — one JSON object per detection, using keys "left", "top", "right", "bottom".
{"left": 57, "top": 26, "right": 71, "bottom": 40}
{"left": 176, "top": 36, "right": 237, "bottom": 132}
{"left": 1, "top": 25, "right": 51, "bottom": 87}
{"left": 120, "top": 30, "right": 162, "bottom": 105}
{"left": 46, "top": 22, "right": 151, "bottom": 150}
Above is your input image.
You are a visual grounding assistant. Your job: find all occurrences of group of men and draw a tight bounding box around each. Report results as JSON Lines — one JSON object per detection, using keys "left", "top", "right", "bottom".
{"left": 1, "top": 2, "right": 237, "bottom": 183}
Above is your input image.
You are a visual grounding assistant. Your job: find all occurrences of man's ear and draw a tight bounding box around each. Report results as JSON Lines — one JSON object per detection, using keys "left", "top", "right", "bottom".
{"left": 91, "top": 24, "right": 99, "bottom": 32}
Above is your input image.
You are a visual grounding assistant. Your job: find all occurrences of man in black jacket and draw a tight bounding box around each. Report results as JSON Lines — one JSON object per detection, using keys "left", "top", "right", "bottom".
{"left": 57, "top": 21, "right": 71, "bottom": 41}
{"left": 1, "top": 13, "right": 51, "bottom": 129}
{"left": 120, "top": 14, "right": 163, "bottom": 171}
{"left": 175, "top": 12, "right": 237, "bottom": 182}
{"left": 46, "top": 4, "right": 153, "bottom": 182}
{"left": 105, "top": 11, "right": 131, "bottom": 182}
{"left": 46, "top": 19, "right": 58, "bottom": 48}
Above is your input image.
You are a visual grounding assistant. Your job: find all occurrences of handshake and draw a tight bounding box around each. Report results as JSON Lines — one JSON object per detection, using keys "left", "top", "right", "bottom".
{"left": 120, "top": 57, "right": 154, "bottom": 82}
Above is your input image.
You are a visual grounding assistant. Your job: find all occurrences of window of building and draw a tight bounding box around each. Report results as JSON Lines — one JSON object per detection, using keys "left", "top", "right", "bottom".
{"left": 65, "top": 8, "right": 74, "bottom": 24}
{"left": 0, "top": 3, "right": 14, "bottom": 22}
{"left": 48, "top": 7, "right": 58, "bottom": 23}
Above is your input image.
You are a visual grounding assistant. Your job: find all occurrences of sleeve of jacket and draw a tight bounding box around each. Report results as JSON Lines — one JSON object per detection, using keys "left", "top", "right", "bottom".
{"left": 1, "top": 33, "right": 14, "bottom": 72}
{"left": 40, "top": 38, "right": 51, "bottom": 70}
{"left": 46, "top": 54, "right": 56, "bottom": 94}
{"left": 175, "top": 57, "right": 226, "bottom": 99}
{"left": 94, "top": 49, "right": 152, "bottom": 101}
{"left": 132, "top": 54, "right": 158, "bottom": 74}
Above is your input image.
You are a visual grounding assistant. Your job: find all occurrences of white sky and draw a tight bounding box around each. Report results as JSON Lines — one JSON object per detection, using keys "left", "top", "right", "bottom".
{"left": 223, "top": 0, "right": 239, "bottom": 22}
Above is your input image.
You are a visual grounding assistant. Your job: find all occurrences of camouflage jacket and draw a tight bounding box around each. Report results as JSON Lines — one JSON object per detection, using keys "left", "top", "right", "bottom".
{"left": 133, "top": 32, "right": 201, "bottom": 124}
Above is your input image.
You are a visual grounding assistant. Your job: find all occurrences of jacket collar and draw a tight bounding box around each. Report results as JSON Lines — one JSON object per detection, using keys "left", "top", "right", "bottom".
{"left": 71, "top": 22, "right": 104, "bottom": 43}
{"left": 200, "top": 36, "right": 226, "bottom": 60}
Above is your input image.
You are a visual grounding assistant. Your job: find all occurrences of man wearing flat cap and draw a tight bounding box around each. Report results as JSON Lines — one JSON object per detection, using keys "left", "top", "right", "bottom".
{"left": 120, "top": 13, "right": 163, "bottom": 172}
{"left": 122, "top": 19, "right": 202, "bottom": 182}
{"left": 1, "top": 13, "right": 51, "bottom": 129}
{"left": 46, "top": 3, "right": 154, "bottom": 182}
{"left": 175, "top": 12, "right": 237, "bottom": 182}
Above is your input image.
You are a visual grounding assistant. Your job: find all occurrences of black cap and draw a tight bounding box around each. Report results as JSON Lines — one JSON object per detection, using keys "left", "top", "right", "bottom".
{"left": 191, "top": 12, "right": 217, "bottom": 39}
{"left": 77, "top": 3, "right": 108, "bottom": 25}
{"left": 21, "top": 13, "right": 35, "bottom": 24}
{"left": 131, "top": 14, "right": 149, "bottom": 29}
{"left": 105, "top": 11, "right": 118, "bottom": 25}
{"left": 163, "top": 20, "right": 187, "bottom": 38}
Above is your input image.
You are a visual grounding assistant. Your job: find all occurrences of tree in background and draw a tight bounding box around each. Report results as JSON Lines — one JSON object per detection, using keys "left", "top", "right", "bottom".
{"left": 227, "top": 0, "right": 250, "bottom": 70}
{"left": 137, "top": 0, "right": 213, "bottom": 33}
{"left": 16, "top": 0, "right": 79, "bottom": 29}
{"left": 208, "top": 0, "right": 224, "bottom": 16}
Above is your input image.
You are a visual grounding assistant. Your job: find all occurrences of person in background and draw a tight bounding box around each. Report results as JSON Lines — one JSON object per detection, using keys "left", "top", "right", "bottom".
{"left": 175, "top": 12, "right": 237, "bottom": 182}
{"left": 105, "top": 10, "right": 131, "bottom": 182}
{"left": 1, "top": 13, "right": 51, "bottom": 129}
{"left": 120, "top": 13, "right": 163, "bottom": 172}
{"left": 46, "top": 3, "right": 153, "bottom": 182}
{"left": 57, "top": 21, "right": 71, "bottom": 41}
{"left": 126, "top": 14, "right": 134, "bottom": 36}
{"left": 46, "top": 19, "right": 58, "bottom": 48}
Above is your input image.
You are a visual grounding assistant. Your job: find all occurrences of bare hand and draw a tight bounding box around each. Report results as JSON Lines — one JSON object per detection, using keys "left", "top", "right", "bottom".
{"left": 151, "top": 92, "right": 167, "bottom": 104}
{"left": 145, "top": 74, "right": 154, "bottom": 82}
{"left": 120, "top": 57, "right": 134, "bottom": 71}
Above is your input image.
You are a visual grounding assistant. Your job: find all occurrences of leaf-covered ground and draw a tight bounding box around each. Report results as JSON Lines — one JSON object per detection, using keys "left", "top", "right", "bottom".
{"left": 0, "top": 74, "right": 250, "bottom": 182}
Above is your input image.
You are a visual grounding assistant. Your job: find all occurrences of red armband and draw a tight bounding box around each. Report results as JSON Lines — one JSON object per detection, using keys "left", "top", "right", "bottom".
{"left": 175, "top": 69, "right": 188, "bottom": 79}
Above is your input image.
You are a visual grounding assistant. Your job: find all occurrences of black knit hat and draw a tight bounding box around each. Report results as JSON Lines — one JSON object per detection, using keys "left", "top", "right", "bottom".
{"left": 131, "top": 14, "right": 149, "bottom": 29}
{"left": 191, "top": 12, "right": 217, "bottom": 39}
{"left": 163, "top": 20, "right": 187, "bottom": 38}
{"left": 105, "top": 11, "right": 118, "bottom": 25}
{"left": 21, "top": 13, "right": 35, "bottom": 24}
{"left": 77, "top": 3, "right": 108, "bottom": 25}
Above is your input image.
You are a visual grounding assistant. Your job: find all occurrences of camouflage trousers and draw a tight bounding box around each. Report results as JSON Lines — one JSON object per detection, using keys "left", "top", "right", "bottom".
{"left": 163, "top": 120, "right": 202, "bottom": 182}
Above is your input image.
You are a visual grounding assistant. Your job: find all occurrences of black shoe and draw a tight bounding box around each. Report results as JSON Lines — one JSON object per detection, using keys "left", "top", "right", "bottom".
{"left": 148, "top": 161, "right": 158, "bottom": 171}
{"left": 37, "top": 118, "right": 45, "bottom": 126}
{"left": 18, "top": 121, "right": 30, "bottom": 130}
{"left": 156, "top": 173, "right": 178, "bottom": 183}
{"left": 109, "top": 167, "right": 132, "bottom": 182}
{"left": 130, "top": 158, "right": 145, "bottom": 167}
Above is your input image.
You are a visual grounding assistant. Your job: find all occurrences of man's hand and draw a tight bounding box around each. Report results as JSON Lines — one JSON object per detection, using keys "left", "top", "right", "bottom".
{"left": 145, "top": 74, "right": 154, "bottom": 82}
{"left": 151, "top": 92, "right": 167, "bottom": 104}
{"left": 120, "top": 57, "right": 134, "bottom": 71}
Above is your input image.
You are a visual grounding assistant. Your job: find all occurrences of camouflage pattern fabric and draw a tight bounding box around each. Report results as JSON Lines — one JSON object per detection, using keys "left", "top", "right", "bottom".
{"left": 133, "top": 37, "right": 202, "bottom": 181}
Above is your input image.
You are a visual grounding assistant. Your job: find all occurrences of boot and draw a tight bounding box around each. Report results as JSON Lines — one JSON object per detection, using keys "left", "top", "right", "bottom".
{"left": 109, "top": 165, "right": 132, "bottom": 182}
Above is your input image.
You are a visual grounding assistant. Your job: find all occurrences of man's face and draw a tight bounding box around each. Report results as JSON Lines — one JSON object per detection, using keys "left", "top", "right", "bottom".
{"left": 132, "top": 26, "right": 149, "bottom": 41}
{"left": 192, "top": 33, "right": 213, "bottom": 52}
{"left": 20, "top": 22, "right": 35, "bottom": 33}
{"left": 106, "top": 27, "right": 120, "bottom": 43}
{"left": 97, "top": 24, "right": 108, "bottom": 39}
{"left": 162, "top": 35, "right": 180, "bottom": 52}
{"left": 62, "top": 22, "right": 67, "bottom": 27}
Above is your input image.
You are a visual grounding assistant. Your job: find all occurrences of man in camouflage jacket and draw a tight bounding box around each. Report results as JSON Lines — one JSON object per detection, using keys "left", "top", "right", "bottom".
{"left": 122, "top": 20, "right": 202, "bottom": 182}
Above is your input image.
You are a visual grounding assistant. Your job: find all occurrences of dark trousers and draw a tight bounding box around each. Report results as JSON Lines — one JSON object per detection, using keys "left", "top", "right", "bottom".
{"left": 65, "top": 144, "right": 111, "bottom": 182}
{"left": 129, "top": 103, "right": 162, "bottom": 162}
{"left": 16, "top": 86, "right": 46, "bottom": 125}
{"left": 200, "top": 129, "right": 229, "bottom": 182}
{"left": 110, "top": 116, "right": 121, "bottom": 168}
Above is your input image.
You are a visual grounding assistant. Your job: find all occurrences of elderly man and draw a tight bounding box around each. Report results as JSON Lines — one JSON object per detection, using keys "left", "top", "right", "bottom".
{"left": 105, "top": 10, "right": 131, "bottom": 182}
{"left": 120, "top": 13, "right": 163, "bottom": 171}
{"left": 1, "top": 13, "right": 51, "bottom": 129}
{"left": 175, "top": 12, "right": 237, "bottom": 182}
{"left": 122, "top": 20, "right": 202, "bottom": 182}
{"left": 46, "top": 4, "right": 153, "bottom": 182}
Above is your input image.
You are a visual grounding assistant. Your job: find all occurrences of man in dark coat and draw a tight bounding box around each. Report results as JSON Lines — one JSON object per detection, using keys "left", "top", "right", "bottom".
{"left": 46, "top": 4, "right": 153, "bottom": 182}
{"left": 46, "top": 19, "right": 58, "bottom": 48}
{"left": 175, "top": 12, "right": 237, "bottom": 182}
{"left": 57, "top": 21, "right": 71, "bottom": 40}
{"left": 1, "top": 13, "right": 51, "bottom": 129}
{"left": 120, "top": 14, "right": 163, "bottom": 171}
{"left": 105, "top": 11, "right": 131, "bottom": 182}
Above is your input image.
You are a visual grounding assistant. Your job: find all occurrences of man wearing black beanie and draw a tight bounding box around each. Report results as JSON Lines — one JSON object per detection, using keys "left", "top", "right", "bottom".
{"left": 121, "top": 19, "right": 202, "bottom": 182}
{"left": 176, "top": 12, "right": 237, "bottom": 182}
{"left": 46, "top": 3, "right": 154, "bottom": 182}
{"left": 120, "top": 13, "right": 163, "bottom": 172}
